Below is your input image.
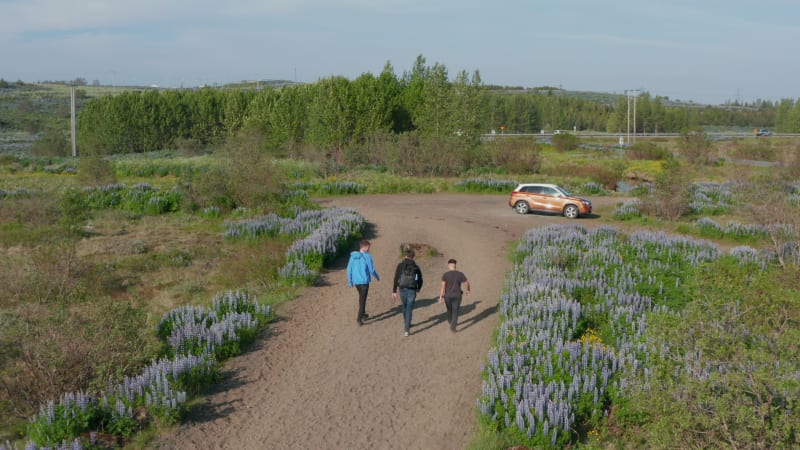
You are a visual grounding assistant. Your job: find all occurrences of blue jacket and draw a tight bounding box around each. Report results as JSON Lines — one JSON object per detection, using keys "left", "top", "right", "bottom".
{"left": 347, "top": 251, "right": 379, "bottom": 286}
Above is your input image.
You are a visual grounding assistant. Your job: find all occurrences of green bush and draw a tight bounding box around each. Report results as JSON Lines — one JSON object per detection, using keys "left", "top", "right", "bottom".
{"left": 29, "top": 128, "right": 70, "bottom": 157}
{"left": 77, "top": 155, "right": 117, "bottom": 187}
{"left": 183, "top": 166, "right": 235, "bottom": 211}
{"left": 625, "top": 142, "right": 672, "bottom": 160}
{"left": 551, "top": 133, "right": 579, "bottom": 152}
{"left": 678, "top": 129, "right": 714, "bottom": 165}
{"left": 639, "top": 159, "right": 691, "bottom": 220}
{"left": 173, "top": 137, "right": 206, "bottom": 156}
{"left": 484, "top": 137, "right": 543, "bottom": 174}
{"left": 617, "top": 260, "right": 800, "bottom": 448}
{"left": 221, "top": 129, "right": 285, "bottom": 208}
{"left": 82, "top": 184, "right": 181, "bottom": 215}
{"left": 60, "top": 188, "right": 90, "bottom": 233}
{"left": 730, "top": 140, "right": 778, "bottom": 162}
{"left": 113, "top": 158, "right": 206, "bottom": 178}
{"left": 452, "top": 178, "right": 517, "bottom": 193}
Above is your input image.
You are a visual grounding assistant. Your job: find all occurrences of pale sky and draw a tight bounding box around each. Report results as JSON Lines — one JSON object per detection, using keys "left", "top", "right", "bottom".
{"left": 1, "top": 0, "right": 798, "bottom": 105}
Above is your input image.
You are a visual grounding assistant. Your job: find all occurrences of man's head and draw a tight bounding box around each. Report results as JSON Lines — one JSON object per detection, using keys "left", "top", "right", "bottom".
{"left": 448, "top": 258, "right": 457, "bottom": 268}
{"left": 359, "top": 240, "right": 371, "bottom": 251}
{"left": 405, "top": 249, "right": 415, "bottom": 259}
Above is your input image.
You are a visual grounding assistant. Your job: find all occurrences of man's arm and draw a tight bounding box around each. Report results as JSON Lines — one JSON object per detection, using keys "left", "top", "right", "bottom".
{"left": 438, "top": 280, "right": 446, "bottom": 303}
{"left": 366, "top": 254, "right": 379, "bottom": 281}
{"left": 392, "top": 263, "right": 401, "bottom": 294}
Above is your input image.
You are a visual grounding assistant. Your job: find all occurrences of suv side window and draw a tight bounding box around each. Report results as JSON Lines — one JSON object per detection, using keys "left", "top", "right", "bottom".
{"left": 523, "top": 185, "right": 542, "bottom": 194}
{"left": 541, "top": 187, "right": 559, "bottom": 196}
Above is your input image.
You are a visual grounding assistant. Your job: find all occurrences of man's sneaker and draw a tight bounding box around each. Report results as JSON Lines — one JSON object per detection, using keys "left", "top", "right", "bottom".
{"left": 404, "top": 331, "right": 409, "bottom": 337}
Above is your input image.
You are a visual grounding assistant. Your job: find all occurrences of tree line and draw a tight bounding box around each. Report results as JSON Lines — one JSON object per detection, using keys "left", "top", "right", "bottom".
{"left": 76, "top": 55, "right": 800, "bottom": 162}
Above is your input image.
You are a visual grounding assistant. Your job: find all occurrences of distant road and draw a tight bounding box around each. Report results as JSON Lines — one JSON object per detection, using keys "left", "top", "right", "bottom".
{"left": 485, "top": 132, "right": 800, "bottom": 139}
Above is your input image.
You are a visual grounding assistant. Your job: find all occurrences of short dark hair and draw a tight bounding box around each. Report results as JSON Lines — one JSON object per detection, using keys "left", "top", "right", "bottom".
{"left": 359, "top": 240, "right": 371, "bottom": 248}
{"left": 405, "top": 249, "right": 415, "bottom": 258}
{"left": 448, "top": 258, "right": 457, "bottom": 264}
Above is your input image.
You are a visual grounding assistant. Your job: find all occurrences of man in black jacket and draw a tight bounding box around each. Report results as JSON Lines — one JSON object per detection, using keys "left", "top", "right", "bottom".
{"left": 392, "top": 249, "right": 423, "bottom": 336}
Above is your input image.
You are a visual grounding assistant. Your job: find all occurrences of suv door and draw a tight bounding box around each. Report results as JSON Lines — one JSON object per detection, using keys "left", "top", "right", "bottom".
{"left": 538, "top": 186, "right": 564, "bottom": 212}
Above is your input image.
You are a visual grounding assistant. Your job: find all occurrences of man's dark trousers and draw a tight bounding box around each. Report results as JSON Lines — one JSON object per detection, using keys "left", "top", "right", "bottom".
{"left": 356, "top": 284, "right": 370, "bottom": 323}
{"left": 444, "top": 295, "right": 462, "bottom": 331}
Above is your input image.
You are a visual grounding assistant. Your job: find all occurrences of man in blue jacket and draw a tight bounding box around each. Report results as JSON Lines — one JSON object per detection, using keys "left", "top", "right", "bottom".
{"left": 347, "top": 240, "right": 380, "bottom": 325}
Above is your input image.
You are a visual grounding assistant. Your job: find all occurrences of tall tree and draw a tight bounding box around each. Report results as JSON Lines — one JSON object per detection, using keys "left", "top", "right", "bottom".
{"left": 415, "top": 62, "right": 450, "bottom": 136}
{"left": 306, "top": 76, "right": 355, "bottom": 163}
{"left": 449, "top": 69, "right": 485, "bottom": 139}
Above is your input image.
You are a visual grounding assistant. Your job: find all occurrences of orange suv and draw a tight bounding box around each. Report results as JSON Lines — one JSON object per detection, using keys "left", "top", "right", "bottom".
{"left": 509, "top": 183, "right": 592, "bottom": 218}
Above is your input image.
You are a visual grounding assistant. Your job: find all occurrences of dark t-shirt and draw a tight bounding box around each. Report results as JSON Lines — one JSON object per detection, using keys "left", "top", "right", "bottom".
{"left": 442, "top": 270, "right": 467, "bottom": 298}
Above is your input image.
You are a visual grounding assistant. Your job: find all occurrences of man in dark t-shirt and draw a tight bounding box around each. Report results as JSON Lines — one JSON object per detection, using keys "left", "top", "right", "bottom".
{"left": 438, "top": 259, "right": 470, "bottom": 332}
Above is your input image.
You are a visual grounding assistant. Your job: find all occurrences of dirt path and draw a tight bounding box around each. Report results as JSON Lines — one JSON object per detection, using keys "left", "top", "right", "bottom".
{"left": 156, "top": 193, "right": 623, "bottom": 450}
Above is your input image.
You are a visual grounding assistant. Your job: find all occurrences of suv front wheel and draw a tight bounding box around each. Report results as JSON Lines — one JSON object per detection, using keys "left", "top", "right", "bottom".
{"left": 514, "top": 201, "right": 530, "bottom": 214}
{"left": 563, "top": 204, "right": 579, "bottom": 218}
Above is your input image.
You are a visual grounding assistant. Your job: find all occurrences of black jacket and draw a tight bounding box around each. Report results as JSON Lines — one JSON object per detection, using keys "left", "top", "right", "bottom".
{"left": 393, "top": 258, "right": 423, "bottom": 292}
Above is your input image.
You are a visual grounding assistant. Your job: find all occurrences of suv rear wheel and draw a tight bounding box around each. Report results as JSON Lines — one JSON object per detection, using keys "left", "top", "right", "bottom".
{"left": 514, "top": 201, "right": 530, "bottom": 214}
{"left": 563, "top": 204, "right": 579, "bottom": 218}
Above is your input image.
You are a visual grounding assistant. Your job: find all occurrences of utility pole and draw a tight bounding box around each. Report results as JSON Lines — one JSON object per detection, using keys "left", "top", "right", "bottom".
{"left": 625, "top": 89, "right": 641, "bottom": 145}
{"left": 626, "top": 91, "right": 631, "bottom": 145}
{"left": 633, "top": 91, "right": 637, "bottom": 144}
{"left": 70, "top": 86, "right": 77, "bottom": 157}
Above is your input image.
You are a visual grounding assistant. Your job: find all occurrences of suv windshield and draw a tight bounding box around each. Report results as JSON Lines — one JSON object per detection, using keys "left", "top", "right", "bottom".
{"left": 553, "top": 186, "right": 570, "bottom": 196}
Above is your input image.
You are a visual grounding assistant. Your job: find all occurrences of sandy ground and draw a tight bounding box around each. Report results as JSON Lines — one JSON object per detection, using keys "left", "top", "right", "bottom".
{"left": 155, "top": 193, "right": 623, "bottom": 450}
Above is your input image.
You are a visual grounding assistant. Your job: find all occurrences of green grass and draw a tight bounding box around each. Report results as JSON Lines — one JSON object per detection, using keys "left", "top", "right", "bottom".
{"left": 2, "top": 137, "right": 799, "bottom": 445}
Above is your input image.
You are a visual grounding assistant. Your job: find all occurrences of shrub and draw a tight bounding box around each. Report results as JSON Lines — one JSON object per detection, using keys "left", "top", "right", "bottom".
{"left": 738, "top": 180, "right": 800, "bottom": 268}
{"left": 638, "top": 159, "right": 691, "bottom": 220}
{"left": 551, "top": 133, "right": 578, "bottom": 152}
{"left": 225, "top": 207, "right": 365, "bottom": 286}
{"left": 82, "top": 183, "right": 181, "bottom": 215}
{"left": 76, "top": 155, "right": 117, "bottom": 187}
{"left": 694, "top": 217, "right": 724, "bottom": 239}
{"left": 60, "top": 189, "right": 90, "bottom": 234}
{"left": 730, "top": 139, "right": 778, "bottom": 162}
{"left": 453, "top": 178, "right": 517, "bottom": 193}
{"left": 1, "top": 298, "right": 149, "bottom": 431}
{"left": 590, "top": 161, "right": 627, "bottom": 190}
{"left": 173, "top": 137, "right": 206, "bottom": 156}
{"left": 23, "top": 290, "right": 272, "bottom": 448}
{"left": 184, "top": 166, "right": 235, "bottom": 211}
{"left": 278, "top": 190, "right": 315, "bottom": 213}
{"left": 220, "top": 129, "right": 285, "bottom": 208}
{"left": 688, "top": 182, "right": 736, "bottom": 215}
{"left": 0, "top": 193, "right": 63, "bottom": 245}
{"left": 621, "top": 260, "right": 800, "bottom": 449}
{"left": 677, "top": 129, "right": 714, "bottom": 165}
{"left": 625, "top": 142, "right": 672, "bottom": 161}
{"left": 157, "top": 290, "right": 272, "bottom": 360}
{"left": 723, "top": 221, "right": 769, "bottom": 243}
{"left": 29, "top": 128, "right": 70, "bottom": 157}
{"left": 612, "top": 199, "right": 641, "bottom": 220}
{"left": 484, "top": 137, "right": 543, "bottom": 174}
{"left": 290, "top": 180, "right": 367, "bottom": 196}
{"left": 580, "top": 181, "right": 606, "bottom": 195}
